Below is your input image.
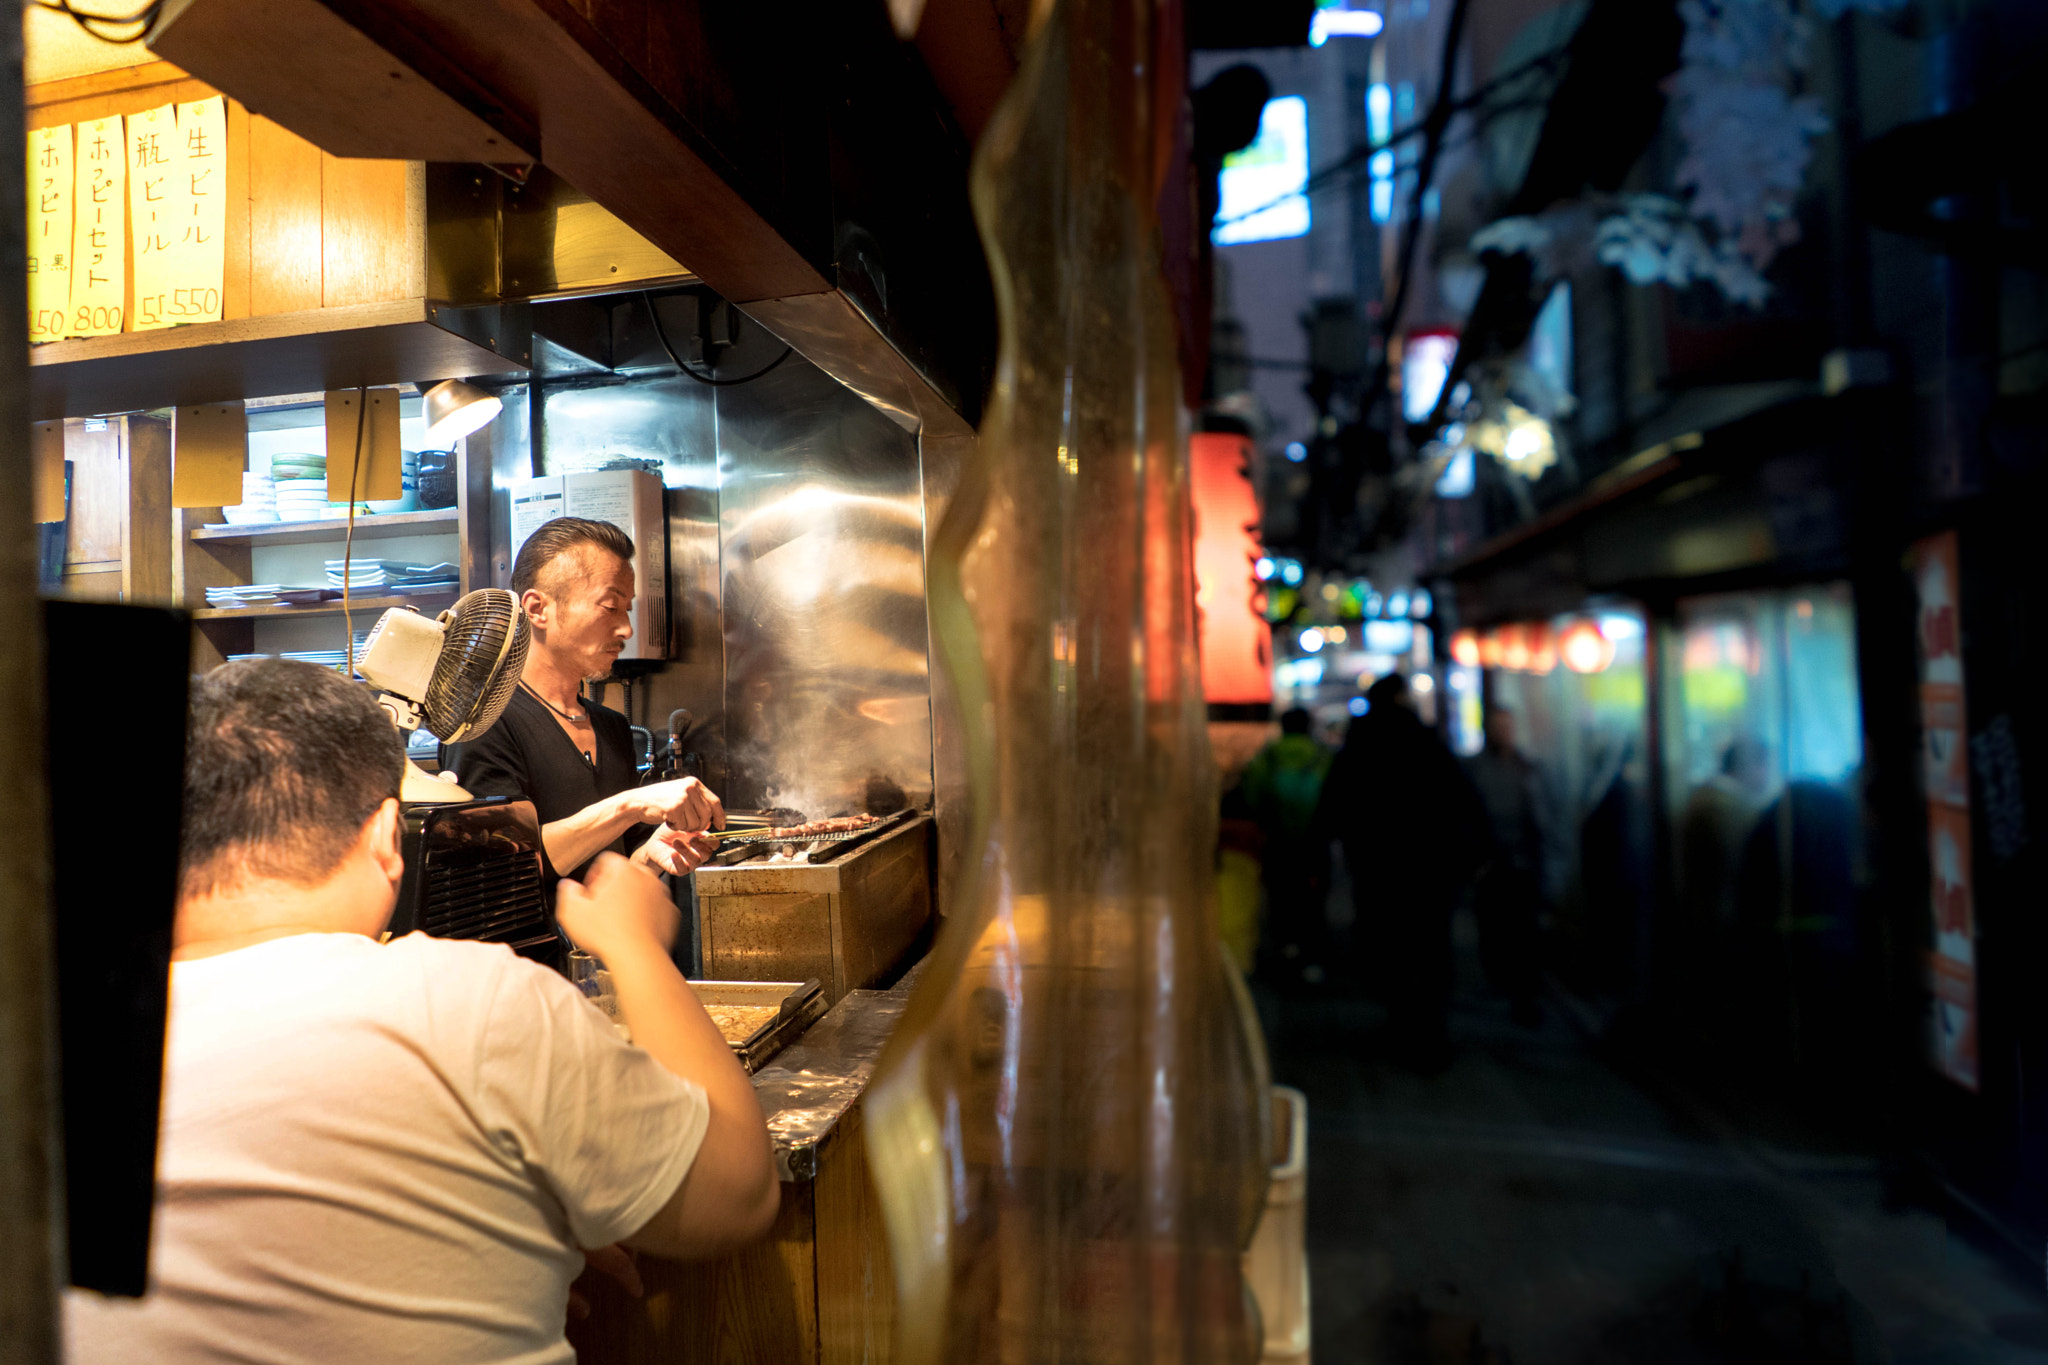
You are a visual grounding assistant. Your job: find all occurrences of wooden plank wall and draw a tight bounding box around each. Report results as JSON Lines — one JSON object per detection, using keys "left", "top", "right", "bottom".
{"left": 25, "top": 62, "right": 424, "bottom": 326}
{"left": 56, "top": 414, "right": 171, "bottom": 606}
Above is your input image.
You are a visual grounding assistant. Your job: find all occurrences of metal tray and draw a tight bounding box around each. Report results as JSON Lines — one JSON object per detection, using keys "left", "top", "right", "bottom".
{"left": 686, "top": 978, "right": 826, "bottom": 1073}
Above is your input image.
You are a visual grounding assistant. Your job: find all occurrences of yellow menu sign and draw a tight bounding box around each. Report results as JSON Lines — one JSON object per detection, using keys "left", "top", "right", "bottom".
{"left": 26, "top": 125, "right": 73, "bottom": 343}
{"left": 124, "top": 99, "right": 227, "bottom": 331}
{"left": 126, "top": 103, "right": 179, "bottom": 332}
{"left": 25, "top": 99, "right": 228, "bottom": 341}
{"left": 69, "top": 116, "right": 125, "bottom": 337}
{"left": 168, "top": 97, "right": 226, "bottom": 324}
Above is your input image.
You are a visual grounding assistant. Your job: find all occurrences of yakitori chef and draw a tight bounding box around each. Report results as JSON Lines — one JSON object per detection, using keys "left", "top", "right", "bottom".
{"left": 445, "top": 516, "right": 725, "bottom": 877}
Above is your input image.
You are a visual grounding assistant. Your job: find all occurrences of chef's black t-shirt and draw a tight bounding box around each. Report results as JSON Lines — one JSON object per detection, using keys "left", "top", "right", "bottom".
{"left": 442, "top": 687, "right": 641, "bottom": 878}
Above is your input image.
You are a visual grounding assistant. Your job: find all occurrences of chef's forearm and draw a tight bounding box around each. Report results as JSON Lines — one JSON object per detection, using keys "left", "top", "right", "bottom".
{"left": 541, "top": 793, "right": 640, "bottom": 875}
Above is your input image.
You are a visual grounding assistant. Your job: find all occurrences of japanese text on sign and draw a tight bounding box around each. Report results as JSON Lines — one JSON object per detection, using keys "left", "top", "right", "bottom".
{"left": 27, "top": 99, "right": 230, "bottom": 341}
{"left": 127, "top": 99, "right": 226, "bottom": 331}
{"left": 69, "top": 117, "right": 125, "bottom": 337}
{"left": 26, "top": 125, "right": 74, "bottom": 343}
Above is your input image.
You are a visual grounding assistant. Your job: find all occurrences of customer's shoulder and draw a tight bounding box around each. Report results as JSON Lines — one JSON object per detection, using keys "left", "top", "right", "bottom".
{"left": 382, "top": 933, "right": 581, "bottom": 1020}
{"left": 382, "top": 931, "right": 525, "bottom": 983}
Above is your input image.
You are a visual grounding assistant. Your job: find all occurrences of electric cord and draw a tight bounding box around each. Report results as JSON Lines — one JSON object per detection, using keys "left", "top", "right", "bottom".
{"left": 28, "top": 0, "right": 163, "bottom": 43}
{"left": 643, "top": 291, "right": 793, "bottom": 387}
{"left": 341, "top": 384, "right": 366, "bottom": 674}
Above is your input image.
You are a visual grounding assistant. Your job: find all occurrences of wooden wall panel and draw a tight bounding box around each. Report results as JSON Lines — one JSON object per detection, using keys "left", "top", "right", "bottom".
{"left": 222, "top": 100, "right": 252, "bottom": 320}
{"left": 57, "top": 568, "right": 123, "bottom": 602}
{"left": 60, "top": 420, "right": 124, "bottom": 566}
{"left": 54, "top": 416, "right": 171, "bottom": 605}
{"left": 247, "top": 118, "right": 324, "bottom": 316}
{"left": 581, "top": 0, "right": 649, "bottom": 73}
{"left": 25, "top": 64, "right": 215, "bottom": 131}
{"left": 815, "top": 1115, "right": 899, "bottom": 1365}
{"left": 29, "top": 62, "right": 421, "bottom": 325}
{"left": 565, "top": 1180, "right": 821, "bottom": 1363}
{"left": 319, "top": 155, "right": 417, "bottom": 308}
{"left": 124, "top": 415, "right": 173, "bottom": 606}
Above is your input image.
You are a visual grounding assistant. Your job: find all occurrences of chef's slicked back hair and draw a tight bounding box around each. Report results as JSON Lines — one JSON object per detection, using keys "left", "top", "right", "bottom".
{"left": 180, "top": 659, "right": 404, "bottom": 899}
{"left": 511, "top": 517, "right": 635, "bottom": 596}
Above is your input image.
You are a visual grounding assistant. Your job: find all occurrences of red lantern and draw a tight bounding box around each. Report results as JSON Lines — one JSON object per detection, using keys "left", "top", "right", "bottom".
{"left": 1499, "top": 623, "right": 1531, "bottom": 672}
{"left": 1560, "top": 618, "right": 1615, "bottom": 674}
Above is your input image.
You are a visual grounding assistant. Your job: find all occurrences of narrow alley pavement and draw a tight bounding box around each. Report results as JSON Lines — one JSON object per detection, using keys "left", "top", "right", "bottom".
{"left": 1260, "top": 918, "right": 2048, "bottom": 1365}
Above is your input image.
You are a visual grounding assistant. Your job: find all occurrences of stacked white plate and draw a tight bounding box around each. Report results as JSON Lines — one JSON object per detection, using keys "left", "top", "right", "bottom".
{"left": 275, "top": 478, "right": 330, "bottom": 522}
{"left": 203, "top": 583, "right": 286, "bottom": 608}
{"left": 222, "top": 472, "right": 279, "bottom": 525}
{"left": 324, "top": 559, "right": 460, "bottom": 594}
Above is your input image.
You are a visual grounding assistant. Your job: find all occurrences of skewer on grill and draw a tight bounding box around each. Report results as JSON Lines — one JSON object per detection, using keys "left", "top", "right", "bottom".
{"left": 701, "top": 816, "right": 881, "bottom": 844}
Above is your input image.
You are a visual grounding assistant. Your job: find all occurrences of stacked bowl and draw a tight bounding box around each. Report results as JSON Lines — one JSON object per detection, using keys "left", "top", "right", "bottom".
{"left": 222, "top": 471, "right": 279, "bottom": 525}
{"left": 272, "top": 453, "right": 328, "bottom": 522}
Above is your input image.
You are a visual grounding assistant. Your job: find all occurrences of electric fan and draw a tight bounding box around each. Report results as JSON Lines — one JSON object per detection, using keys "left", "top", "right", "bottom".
{"left": 358, "top": 589, "right": 530, "bottom": 802}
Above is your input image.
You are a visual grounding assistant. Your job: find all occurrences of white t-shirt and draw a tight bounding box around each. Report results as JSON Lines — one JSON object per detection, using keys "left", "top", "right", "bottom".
{"left": 64, "top": 932, "right": 708, "bottom": 1365}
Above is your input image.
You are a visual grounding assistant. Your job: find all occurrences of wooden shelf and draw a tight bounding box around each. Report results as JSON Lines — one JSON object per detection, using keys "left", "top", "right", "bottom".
{"left": 29, "top": 298, "right": 527, "bottom": 422}
{"left": 190, "top": 506, "right": 459, "bottom": 546}
{"left": 192, "top": 589, "right": 458, "bottom": 622}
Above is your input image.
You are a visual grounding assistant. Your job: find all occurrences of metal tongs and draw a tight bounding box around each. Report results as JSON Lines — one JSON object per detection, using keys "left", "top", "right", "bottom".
{"left": 702, "top": 822, "right": 879, "bottom": 846}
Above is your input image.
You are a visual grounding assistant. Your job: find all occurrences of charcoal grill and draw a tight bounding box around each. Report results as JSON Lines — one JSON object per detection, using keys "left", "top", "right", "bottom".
{"left": 691, "top": 810, "right": 931, "bottom": 1004}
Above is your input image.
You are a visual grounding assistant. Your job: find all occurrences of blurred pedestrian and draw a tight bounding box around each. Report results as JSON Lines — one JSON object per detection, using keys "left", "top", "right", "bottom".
{"left": 1680, "top": 736, "right": 1772, "bottom": 933}
{"left": 1675, "top": 736, "right": 1772, "bottom": 1010}
{"left": 1241, "top": 707, "right": 1333, "bottom": 987}
{"left": 1318, "top": 675, "right": 1490, "bottom": 1070}
{"left": 1465, "top": 706, "right": 1546, "bottom": 1026}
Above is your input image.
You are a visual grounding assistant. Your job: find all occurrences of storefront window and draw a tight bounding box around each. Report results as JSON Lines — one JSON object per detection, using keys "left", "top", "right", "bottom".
{"left": 1485, "top": 609, "right": 1652, "bottom": 987}
{"left": 1660, "top": 582, "right": 1867, "bottom": 1070}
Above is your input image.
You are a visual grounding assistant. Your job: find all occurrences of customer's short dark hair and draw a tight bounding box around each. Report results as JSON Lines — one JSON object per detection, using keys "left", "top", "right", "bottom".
{"left": 511, "top": 517, "right": 636, "bottom": 596}
{"left": 181, "top": 660, "right": 405, "bottom": 899}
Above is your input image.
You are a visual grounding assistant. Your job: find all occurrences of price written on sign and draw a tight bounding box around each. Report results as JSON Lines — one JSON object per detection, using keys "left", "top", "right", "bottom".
{"left": 125, "top": 98, "right": 226, "bottom": 332}
{"left": 26, "top": 125, "right": 73, "bottom": 343}
{"left": 69, "top": 116, "right": 125, "bottom": 338}
{"left": 24, "top": 99, "right": 227, "bottom": 342}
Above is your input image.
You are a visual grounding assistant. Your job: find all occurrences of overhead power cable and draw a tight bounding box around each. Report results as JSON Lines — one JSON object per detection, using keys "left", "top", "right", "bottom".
{"left": 1211, "top": 43, "right": 1568, "bottom": 230}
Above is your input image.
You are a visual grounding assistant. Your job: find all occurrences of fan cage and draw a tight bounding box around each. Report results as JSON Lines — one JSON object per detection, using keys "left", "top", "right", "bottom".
{"left": 423, "top": 590, "right": 529, "bottom": 742}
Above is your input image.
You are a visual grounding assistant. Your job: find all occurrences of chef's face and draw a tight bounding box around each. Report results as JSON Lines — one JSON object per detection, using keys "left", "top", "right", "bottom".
{"left": 534, "top": 547, "right": 635, "bottom": 680}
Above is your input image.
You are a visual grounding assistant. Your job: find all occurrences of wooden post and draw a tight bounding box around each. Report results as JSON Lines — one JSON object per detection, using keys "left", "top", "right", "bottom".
{"left": 0, "top": 14, "right": 62, "bottom": 1365}
{"left": 124, "top": 414, "right": 173, "bottom": 605}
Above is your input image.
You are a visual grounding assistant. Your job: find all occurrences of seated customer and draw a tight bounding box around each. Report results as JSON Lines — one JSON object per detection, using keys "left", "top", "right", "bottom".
{"left": 65, "top": 660, "right": 777, "bottom": 1365}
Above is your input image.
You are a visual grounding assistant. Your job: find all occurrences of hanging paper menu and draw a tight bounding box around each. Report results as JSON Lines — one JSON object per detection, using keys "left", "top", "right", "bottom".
{"left": 68, "top": 116, "right": 125, "bottom": 338}
{"left": 26, "top": 125, "right": 74, "bottom": 343}
{"left": 167, "top": 98, "right": 226, "bottom": 324}
{"left": 126, "top": 104, "right": 180, "bottom": 331}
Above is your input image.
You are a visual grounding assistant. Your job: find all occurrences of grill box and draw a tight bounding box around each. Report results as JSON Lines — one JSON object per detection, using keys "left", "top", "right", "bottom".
{"left": 692, "top": 813, "right": 932, "bottom": 1004}
{"left": 391, "top": 797, "right": 558, "bottom": 968}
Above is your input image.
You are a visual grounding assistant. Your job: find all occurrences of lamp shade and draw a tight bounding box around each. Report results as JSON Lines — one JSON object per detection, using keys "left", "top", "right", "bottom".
{"left": 422, "top": 379, "right": 502, "bottom": 445}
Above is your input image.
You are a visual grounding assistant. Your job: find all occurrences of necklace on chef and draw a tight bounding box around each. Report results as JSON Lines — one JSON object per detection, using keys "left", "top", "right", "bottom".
{"left": 522, "top": 682, "right": 588, "bottom": 725}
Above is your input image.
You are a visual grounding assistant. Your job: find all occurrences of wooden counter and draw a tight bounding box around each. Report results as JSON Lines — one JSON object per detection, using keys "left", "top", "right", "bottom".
{"left": 565, "top": 1107, "right": 896, "bottom": 1364}
{"left": 566, "top": 977, "right": 915, "bottom": 1362}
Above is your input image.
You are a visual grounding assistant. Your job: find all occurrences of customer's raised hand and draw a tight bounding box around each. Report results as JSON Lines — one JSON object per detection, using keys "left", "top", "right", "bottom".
{"left": 555, "top": 853, "right": 681, "bottom": 961}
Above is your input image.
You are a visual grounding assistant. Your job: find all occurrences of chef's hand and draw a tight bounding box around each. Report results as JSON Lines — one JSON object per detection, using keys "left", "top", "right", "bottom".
{"left": 555, "top": 853, "right": 680, "bottom": 959}
{"left": 621, "top": 777, "right": 725, "bottom": 834}
{"left": 631, "top": 824, "right": 718, "bottom": 877}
